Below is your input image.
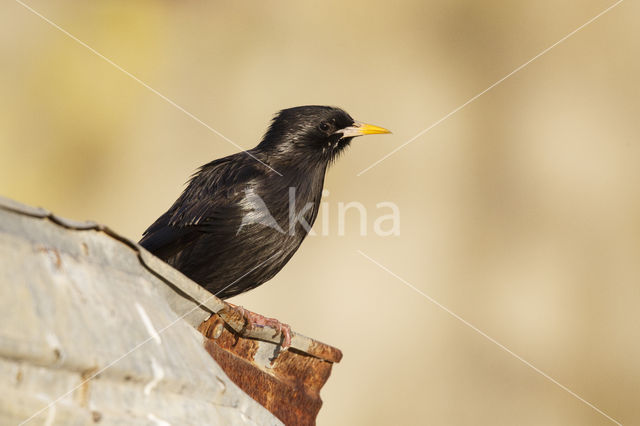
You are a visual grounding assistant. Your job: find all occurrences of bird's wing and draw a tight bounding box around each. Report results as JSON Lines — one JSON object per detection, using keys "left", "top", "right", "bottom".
{"left": 139, "top": 155, "right": 263, "bottom": 259}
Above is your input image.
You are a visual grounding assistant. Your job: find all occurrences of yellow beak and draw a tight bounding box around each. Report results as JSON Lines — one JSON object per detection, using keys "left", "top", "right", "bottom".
{"left": 336, "top": 121, "right": 391, "bottom": 138}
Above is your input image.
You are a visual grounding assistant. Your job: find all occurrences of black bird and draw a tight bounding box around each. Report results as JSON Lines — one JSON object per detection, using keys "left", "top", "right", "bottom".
{"left": 140, "top": 106, "right": 389, "bottom": 343}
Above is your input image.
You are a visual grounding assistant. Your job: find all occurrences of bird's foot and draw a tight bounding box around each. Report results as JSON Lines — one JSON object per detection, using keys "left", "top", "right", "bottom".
{"left": 226, "top": 303, "right": 292, "bottom": 350}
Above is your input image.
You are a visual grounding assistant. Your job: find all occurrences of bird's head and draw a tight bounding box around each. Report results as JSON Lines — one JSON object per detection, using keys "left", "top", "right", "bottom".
{"left": 257, "top": 106, "right": 390, "bottom": 166}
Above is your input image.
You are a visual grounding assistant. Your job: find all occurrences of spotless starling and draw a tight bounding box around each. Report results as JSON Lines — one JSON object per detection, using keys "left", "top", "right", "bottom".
{"left": 140, "top": 106, "right": 390, "bottom": 345}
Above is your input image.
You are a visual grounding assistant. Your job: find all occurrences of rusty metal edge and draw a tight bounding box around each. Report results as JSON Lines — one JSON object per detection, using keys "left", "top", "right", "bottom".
{"left": 0, "top": 195, "right": 343, "bottom": 364}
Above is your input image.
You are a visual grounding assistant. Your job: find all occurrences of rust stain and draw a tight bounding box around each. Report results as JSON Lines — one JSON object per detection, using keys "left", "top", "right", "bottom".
{"left": 77, "top": 367, "right": 99, "bottom": 407}
{"left": 306, "top": 340, "right": 343, "bottom": 364}
{"left": 36, "top": 245, "right": 62, "bottom": 270}
{"left": 199, "top": 314, "right": 341, "bottom": 426}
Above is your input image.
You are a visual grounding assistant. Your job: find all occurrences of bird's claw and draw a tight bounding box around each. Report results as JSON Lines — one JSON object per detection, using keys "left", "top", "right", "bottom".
{"left": 226, "top": 303, "right": 292, "bottom": 350}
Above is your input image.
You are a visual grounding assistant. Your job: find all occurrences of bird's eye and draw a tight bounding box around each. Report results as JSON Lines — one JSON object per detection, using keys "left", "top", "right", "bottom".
{"left": 319, "top": 122, "right": 330, "bottom": 132}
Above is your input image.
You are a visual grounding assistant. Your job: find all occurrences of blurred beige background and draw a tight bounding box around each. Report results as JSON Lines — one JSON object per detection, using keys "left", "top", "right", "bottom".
{"left": 1, "top": 0, "right": 638, "bottom": 424}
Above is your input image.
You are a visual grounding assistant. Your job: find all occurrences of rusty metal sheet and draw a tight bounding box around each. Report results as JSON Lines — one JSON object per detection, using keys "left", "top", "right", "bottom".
{"left": 199, "top": 314, "right": 341, "bottom": 426}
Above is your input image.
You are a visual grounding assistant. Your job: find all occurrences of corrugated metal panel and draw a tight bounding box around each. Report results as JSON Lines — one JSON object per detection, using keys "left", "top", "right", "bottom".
{"left": 0, "top": 196, "right": 342, "bottom": 425}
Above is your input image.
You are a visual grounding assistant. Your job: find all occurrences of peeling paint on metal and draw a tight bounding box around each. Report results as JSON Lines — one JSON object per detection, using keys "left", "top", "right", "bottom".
{"left": 42, "top": 404, "right": 56, "bottom": 426}
{"left": 144, "top": 357, "right": 165, "bottom": 395}
{"left": 135, "top": 302, "right": 161, "bottom": 345}
{"left": 45, "top": 333, "right": 64, "bottom": 362}
{"left": 147, "top": 413, "right": 171, "bottom": 426}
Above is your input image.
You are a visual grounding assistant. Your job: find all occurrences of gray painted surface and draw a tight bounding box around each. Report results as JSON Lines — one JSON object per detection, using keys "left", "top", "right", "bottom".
{"left": 0, "top": 197, "right": 281, "bottom": 425}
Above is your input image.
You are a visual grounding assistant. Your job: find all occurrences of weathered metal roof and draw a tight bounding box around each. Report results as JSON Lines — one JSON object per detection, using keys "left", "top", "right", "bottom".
{"left": 0, "top": 196, "right": 342, "bottom": 425}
